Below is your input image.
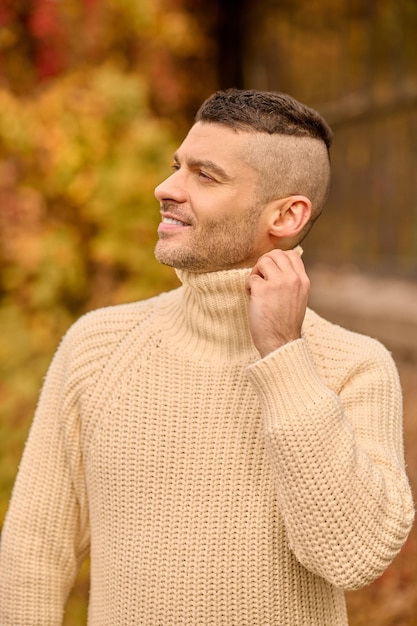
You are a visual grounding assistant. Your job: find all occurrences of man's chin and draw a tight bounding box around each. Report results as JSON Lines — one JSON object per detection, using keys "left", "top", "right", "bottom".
{"left": 154, "top": 242, "right": 187, "bottom": 269}
{"left": 154, "top": 244, "right": 174, "bottom": 268}
{"left": 154, "top": 242, "right": 209, "bottom": 272}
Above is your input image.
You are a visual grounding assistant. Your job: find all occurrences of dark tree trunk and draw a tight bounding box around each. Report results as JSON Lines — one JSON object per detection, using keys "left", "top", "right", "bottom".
{"left": 182, "top": 0, "right": 247, "bottom": 91}
{"left": 216, "top": 0, "right": 248, "bottom": 89}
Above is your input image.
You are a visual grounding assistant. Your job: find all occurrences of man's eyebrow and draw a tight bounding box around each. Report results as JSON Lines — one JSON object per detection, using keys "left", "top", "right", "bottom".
{"left": 173, "top": 152, "right": 233, "bottom": 181}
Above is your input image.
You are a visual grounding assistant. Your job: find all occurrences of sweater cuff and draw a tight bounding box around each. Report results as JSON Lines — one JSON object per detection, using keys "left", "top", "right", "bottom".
{"left": 246, "top": 338, "right": 335, "bottom": 424}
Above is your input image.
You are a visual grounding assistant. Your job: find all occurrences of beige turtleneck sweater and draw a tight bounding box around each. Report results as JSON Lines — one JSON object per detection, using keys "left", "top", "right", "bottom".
{"left": 0, "top": 268, "right": 414, "bottom": 625}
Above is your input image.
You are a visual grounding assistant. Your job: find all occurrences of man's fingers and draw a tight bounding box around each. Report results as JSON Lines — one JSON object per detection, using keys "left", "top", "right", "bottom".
{"left": 252, "top": 249, "right": 305, "bottom": 278}
{"left": 250, "top": 255, "right": 280, "bottom": 280}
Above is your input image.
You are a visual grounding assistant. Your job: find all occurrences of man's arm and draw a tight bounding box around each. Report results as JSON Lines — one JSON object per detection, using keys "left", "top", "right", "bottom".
{"left": 0, "top": 332, "right": 89, "bottom": 625}
{"left": 246, "top": 249, "right": 414, "bottom": 589}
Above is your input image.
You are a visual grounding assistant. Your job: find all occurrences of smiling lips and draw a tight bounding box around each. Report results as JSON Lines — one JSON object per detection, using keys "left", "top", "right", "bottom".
{"left": 163, "top": 217, "right": 188, "bottom": 226}
{"left": 158, "top": 213, "right": 191, "bottom": 233}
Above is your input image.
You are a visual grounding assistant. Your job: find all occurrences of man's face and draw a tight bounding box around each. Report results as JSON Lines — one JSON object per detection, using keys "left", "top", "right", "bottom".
{"left": 154, "top": 122, "right": 270, "bottom": 272}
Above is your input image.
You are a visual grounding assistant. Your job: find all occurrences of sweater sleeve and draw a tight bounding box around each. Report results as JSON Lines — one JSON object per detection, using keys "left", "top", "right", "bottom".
{"left": 246, "top": 336, "right": 414, "bottom": 590}
{"left": 0, "top": 329, "right": 90, "bottom": 625}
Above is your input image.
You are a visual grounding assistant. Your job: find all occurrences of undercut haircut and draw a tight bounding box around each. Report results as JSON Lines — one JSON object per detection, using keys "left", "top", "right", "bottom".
{"left": 195, "top": 89, "right": 333, "bottom": 152}
{"left": 195, "top": 89, "right": 333, "bottom": 245}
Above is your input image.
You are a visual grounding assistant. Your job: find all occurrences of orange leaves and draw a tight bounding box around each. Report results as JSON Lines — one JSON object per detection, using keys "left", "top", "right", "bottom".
{"left": 0, "top": 65, "right": 179, "bottom": 497}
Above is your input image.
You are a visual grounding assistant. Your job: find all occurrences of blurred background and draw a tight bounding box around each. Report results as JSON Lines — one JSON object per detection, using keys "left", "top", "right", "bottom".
{"left": 0, "top": 0, "right": 416, "bottom": 624}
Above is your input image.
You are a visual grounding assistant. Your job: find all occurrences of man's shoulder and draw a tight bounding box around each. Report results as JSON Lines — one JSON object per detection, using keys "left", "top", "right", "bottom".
{"left": 304, "top": 307, "right": 396, "bottom": 371}
{"left": 63, "top": 287, "right": 180, "bottom": 353}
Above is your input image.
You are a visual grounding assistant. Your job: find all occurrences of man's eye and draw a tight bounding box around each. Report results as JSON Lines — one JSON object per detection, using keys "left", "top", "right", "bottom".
{"left": 199, "top": 171, "right": 213, "bottom": 181}
{"left": 171, "top": 163, "right": 180, "bottom": 172}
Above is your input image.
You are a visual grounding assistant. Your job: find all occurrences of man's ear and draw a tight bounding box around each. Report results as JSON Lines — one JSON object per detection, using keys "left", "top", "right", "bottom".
{"left": 268, "top": 195, "right": 312, "bottom": 240}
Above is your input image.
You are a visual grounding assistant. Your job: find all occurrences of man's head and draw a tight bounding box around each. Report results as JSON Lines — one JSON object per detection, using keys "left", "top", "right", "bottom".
{"left": 154, "top": 89, "right": 333, "bottom": 272}
{"left": 195, "top": 89, "right": 332, "bottom": 241}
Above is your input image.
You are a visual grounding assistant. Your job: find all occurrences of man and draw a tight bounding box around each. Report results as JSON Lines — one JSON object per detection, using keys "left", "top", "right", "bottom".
{"left": 0, "top": 89, "right": 414, "bottom": 625}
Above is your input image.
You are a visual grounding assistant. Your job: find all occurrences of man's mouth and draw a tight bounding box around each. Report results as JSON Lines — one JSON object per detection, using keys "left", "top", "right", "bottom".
{"left": 158, "top": 213, "right": 191, "bottom": 234}
{"left": 162, "top": 217, "right": 189, "bottom": 226}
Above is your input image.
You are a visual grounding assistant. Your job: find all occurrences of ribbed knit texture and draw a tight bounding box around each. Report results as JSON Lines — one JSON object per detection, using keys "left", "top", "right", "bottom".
{"left": 0, "top": 268, "right": 414, "bottom": 625}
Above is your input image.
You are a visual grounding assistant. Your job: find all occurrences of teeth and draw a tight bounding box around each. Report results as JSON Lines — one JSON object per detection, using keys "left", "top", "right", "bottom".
{"left": 163, "top": 217, "right": 187, "bottom": 226}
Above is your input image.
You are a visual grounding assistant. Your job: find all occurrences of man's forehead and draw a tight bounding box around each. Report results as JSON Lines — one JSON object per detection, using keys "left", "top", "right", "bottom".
{"left": 176, "top": 122, "right": 256, "bottom": 165}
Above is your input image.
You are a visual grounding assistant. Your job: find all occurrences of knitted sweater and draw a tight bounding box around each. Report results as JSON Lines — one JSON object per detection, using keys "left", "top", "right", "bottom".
{"left": 0, "top": 268, "right": 414, "bottom": 626}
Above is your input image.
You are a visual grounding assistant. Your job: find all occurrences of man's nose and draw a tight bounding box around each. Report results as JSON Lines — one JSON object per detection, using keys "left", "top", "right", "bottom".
{"left": 154, "top": 171, "right": 186, "bottom": 203}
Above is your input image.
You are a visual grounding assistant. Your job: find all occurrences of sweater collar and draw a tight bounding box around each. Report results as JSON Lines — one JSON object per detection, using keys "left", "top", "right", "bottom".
{"left": 160, "top": 268, "right": 259, "bottom": 363}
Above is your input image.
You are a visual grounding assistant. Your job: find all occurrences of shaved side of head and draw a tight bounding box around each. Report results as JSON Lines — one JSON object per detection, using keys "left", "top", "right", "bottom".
{"left": 239, "top": 133, "right": 331, "bottom": 245}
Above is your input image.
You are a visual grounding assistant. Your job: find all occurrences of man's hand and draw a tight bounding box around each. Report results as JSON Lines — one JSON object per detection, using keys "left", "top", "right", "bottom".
{"left": 246, "top": 249, "right": 310, "bottom": 358}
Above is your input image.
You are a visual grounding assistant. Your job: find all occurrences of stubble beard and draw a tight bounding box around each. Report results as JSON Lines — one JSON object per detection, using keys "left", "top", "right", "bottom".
{"left": 154, "top": 203, "right": 262, "bottom": 273}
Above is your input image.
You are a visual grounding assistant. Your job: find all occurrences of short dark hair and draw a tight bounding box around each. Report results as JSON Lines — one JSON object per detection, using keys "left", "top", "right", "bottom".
{"left": 195, "top": 88, "right": 333, "bottom": 153}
